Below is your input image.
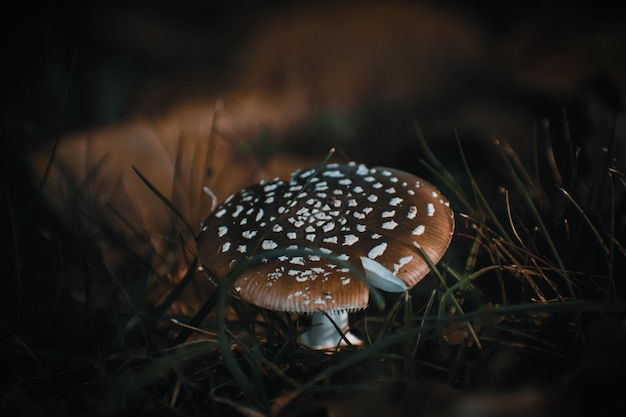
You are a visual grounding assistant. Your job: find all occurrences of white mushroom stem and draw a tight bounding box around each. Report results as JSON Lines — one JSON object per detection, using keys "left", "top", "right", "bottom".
{"left": 299, "top": 311, "right": 362, "bottom": 350}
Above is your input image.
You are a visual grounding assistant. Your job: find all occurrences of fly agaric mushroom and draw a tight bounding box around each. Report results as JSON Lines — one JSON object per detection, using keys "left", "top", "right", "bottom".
{"left": 196, "top": 162, "right": 454, "bottom": 349}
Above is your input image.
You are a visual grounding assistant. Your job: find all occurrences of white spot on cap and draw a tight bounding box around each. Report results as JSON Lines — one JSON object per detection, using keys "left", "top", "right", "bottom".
{"left": 385, "top": 187, "right": 396, "bottom": 194}
{"left": 290, "top": 257, "right": 305, "bottom": 265}
{"left": 356, "top": 224, "right": 366, "bottom": 232}
{"left": 242, "top": 230, "right": 258, "bottom": 239}
{"left": 348, "top": 199, "right": 358, "bottom": 207}
{"left": 389, "top": 197, "right": 403, "bottom": 206}
{"left": 287, "top": 231, "right": 297, "bottom": 240}
{"left": 353, "top": 212, "right": 366, "bottom": 220}
{"left": 255, "top": 209, "right": 264, "bottom": 222}
{"left": 393, "top": 255, "right": 413, "bottom": 275}
{"left": 237, "top": 245, "right": 247, "bottom": 253}
{"left": 262, "top": 240, "right": 278, "bottom": 250}
{"left": 373, "top": 182, "right": 383, "bottom": 189}
{"left": 431, "top": 191, "right": 439, "bottom": 197}
{"left": 221, "top": 242, "right": 231, "bottom": 252}
{"left": 323, "top": 236, "right": 338, "bottom": 244}
{"left": 381, "top": 220, "right": 399, "bottom": 230}
{"left": 264, "top": 183, "right": 279, "bottom": 192}
{"left": 339, "top": 178, "right": 352, "bottom": 185}
{"left": 407, "top": 206, "right": 417, "bottom": 219}
{"left": 364, "top": 176, "right": 375, "bottom": 182}
{"left": 382, "top": 210, "right": 395, "bottom": 218}
{"left": 412, "top": 225, "right": 425, "bottom": 235}
{"left": 341, "top": 277, "right": 351, "bottom": 285}
{"left": 368, "top": 242, "right": 388, "bottom": 259}
{"left": 343, "top": 234, "right": 359, "bottom": 246}
{"left": 371, "top": 233, "right": 382, "bottom": 239}
{"left": 427, "top": 203, "right": 435, "bottom": 216}
{"left": 323, "top": 170, "right": 344, "bottom": 178}
{"left": 306, "top": 234, "right": 316, "bottom": 242}
{"left": 356, "top": 164, "right": 369, "bottom": 175}
{"left": 273, "top": 224, "right": 283, "bottom": 232}
{"left": 232, "top": 205, "right": 244, "bottom": 217}
{"left": 368, "top": 194, "right": 378, "bottom": 202}
{"left": 218, "top": 226, "right": 228, "bottom": 237}
{"left": 322, "top": 222, "right": 335, "bottom": 233}
{"left": 215, "top": 208, "right": 227, "bottom": 218}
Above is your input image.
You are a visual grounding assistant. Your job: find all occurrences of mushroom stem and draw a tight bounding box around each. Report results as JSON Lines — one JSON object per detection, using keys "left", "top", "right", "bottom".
{"left": 299, "top": 311, "right": 362, "bottom": 350}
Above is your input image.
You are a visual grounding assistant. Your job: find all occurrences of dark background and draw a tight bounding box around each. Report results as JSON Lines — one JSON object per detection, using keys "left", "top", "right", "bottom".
{"left": 2, "top": 0, "right": 625, "bottom": 143}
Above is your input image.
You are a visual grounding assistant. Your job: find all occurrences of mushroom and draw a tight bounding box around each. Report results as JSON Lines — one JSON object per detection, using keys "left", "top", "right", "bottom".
{"left": 196, "top": 162, "right": 454, "bottom": 349}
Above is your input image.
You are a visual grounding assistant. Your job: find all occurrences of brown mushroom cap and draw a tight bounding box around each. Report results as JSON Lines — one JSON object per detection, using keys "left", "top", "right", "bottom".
{"left": 196, "top": 162, "right": 454, "bottom": 313}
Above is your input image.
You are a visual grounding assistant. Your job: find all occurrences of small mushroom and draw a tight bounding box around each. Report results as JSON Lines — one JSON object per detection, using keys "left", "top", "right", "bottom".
{"left": 196, "top": 162, "right": 454, "bottom": 349}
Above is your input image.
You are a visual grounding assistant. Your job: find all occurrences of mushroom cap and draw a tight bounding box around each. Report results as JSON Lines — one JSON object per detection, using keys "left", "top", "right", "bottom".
{"left": 196, "top": 162, "right": 454, "bottom": 313}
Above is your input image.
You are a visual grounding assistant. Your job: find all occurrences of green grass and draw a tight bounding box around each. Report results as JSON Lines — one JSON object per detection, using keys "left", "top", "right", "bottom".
{"left": 1, "top": 111, "right": 625, "bottom": 416}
